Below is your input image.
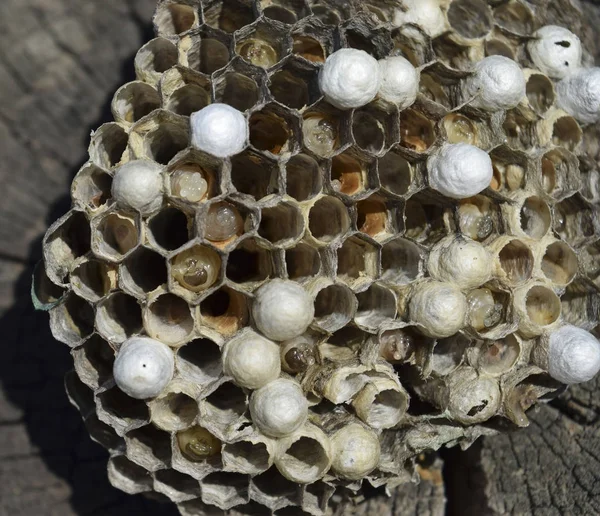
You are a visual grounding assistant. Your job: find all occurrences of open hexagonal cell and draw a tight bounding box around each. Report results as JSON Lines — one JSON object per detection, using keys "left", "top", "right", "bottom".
{"left": 493, "top": 1, "right": 534, "bottom": 35}
{"left": 337, "top": 236, "right": 378, "bottom": 287}
{"left": 292, "top": 34, "right": 326, "bottom": 63}
{"left": 490, "top": 158, "right": 525, "bottom": 193}
{"left": 65, "top": 370, "right": 95, "bottom": 416}
{"left": 154, "top": 3, "right": 199, "bottom": 36}
{"left": 551, "top": 115, "right": 582, "bottom": 152}
{"left": 308, "top": 196, "right": 351, "bottom": 244}
{"left": 203, "top": 382, "right": 247, "bottom": 426}
{"left": 120, "top": 247, "right": 168, "bottom": 297}
{"left": 447, "top": 0, "right": 493, "bottom": 39}
{"left": 502, "top": 110, "right": 536, "bottom": 150}
{"left": 94, "top": 293, "right": 141, "bottom": 345}
{"left": 150, "top": 389, "right": 200, "bottom": 432}
{"left": 226, "top": 239, "right": 274, "bottom": 285}
{"left": 391, "top": 25, "right": 435, "bottom": 68}
{"left": 134, "top": 38, "right": 178, "bottom": 84}
{"left": 112, "top": 82, "right": 161, "bottom": 125}
{"left": 72, "top": 335, "right": 115, "bottom": 390}
{"left": 145, "top": 293, "right": 195, "bottom": 345}
{"left": 231, "top": 151, "right": 278, "bottom": 200}
{"left": 430, "top": 334, "right": 469, "bottom": 376}
{"left": 419, "top": 69, "right": 454, "bottom": 109}
{"left": 554, "top": 194, "right": 597, "bottom": 248}
{"left": 541, "top": 241, "right": 578, "bottom": 286}
{"left": 355, "top": 283, "right": 397, "bottom": 331}
{"left": 400, "top": 109, "right": 436, "bottom": 153}
{"left": 148, "top": 207, "right": 192, "bottom": 252}
{"left": 498, "top": 239, "right": 534, "bottom": 284}
{"left": 166, "top": 82, "right": 210, "bottom": 117}
{"left": 93, "top": 211, "right": 140, "bottom": 261}
{"left": 132, "top": 112, "right": 189, "bottom": 165}
{"left": 167, "top": 149, "right": 222, "bottom": 203}
{"left": 442, "top": 113, "right": 478, "bottom": 145}
{"left": 285, "top": 154, "right": 323, "bottom": 201}
{"left": 313, "top": 283, "right": 357, "bottom": 332}
{"left": 466, "top": 287, "right": 510, "bottom": 333}
{"left": 341, "top": 16, "right": 392, "bottom": 59}
{"left": 203, "top": 201, "right": 246, "bottom": 246}
{"left": 223, "top": 438, "right": 271, "bottom": 475}
{"left": 378, "top": 149, "right": 414, "bottom": 196}
{"left": 177, "top": 337, "right": 223, "bottom": 385}
{"left": 154, "top": 469, "right": 201, "bottom": 502}
{"left": 71, "top": 259, "right": 114, "bottom": 302}
{"left": 89, "top": 123, "right": 129, "bottom": 169}
{"left": 213, "top": 61, "right": 261, "bottom": 112}
{"left": 561, "top": 279, "right": 600, "bottom": 329}
{"left": 357, "top": 197, "right": 389, "bottom": 238}
{"left": 458, "top": 196, "right": 499, "bottom": 242}
{"left": 203, "top": 0, "right": 255, "bottom": 33}
{"left": 330, "top": 150, "right": 370, "bottom": 196}
{"left": 269, "top": 59, "right": 319, "bottom": 110}
{"left": 235, "top": 21, "right": 289, "bottom": 69}
{"left": 540, "top": 148, "right": 580, "bottom": 199}
{"left": 85, "top": 413, "right": 125, "bottom": 454}
{"left": 381, "top": 238, "right": 422, "bottom": 284}
{"left": 126, "top": 424, "right": 173, "bottom": 471}
{"left": 49, "top": 293, "right": 95, "bottom": 347}
{"left": 32, "top": 262, "right": 65, "bottom": 309}
{"left": 524, "top": 285, "right": 561, "bottom": 328}
{"left": 258, "top": 202, "right": 304, "bottom": 245}
{"left": 97, "top": 387, "right": 149, "bottom": 434}
{"left": 519, "top": 196, "right": 551, "bottom": 239}
{"left": 431, "top": 34, "right": 474, "bottom": 71}
{"left": 200, "top": 287, "right": 249, "bottom": 335}
{"left": 352, "top": 105, "right": 396, "bottom": 156}
{"left": 249, "top": 105, "right": 295, "bottom": 155}
{"left": 477, "top": 334, "right": 520, "bottom": 376}
{"left": 582, "top": 241, "right": 600, "bottom": 287}
{"left": 525, "top": 74, "right": 555, "bottom": 115}
{"left": 404, "top": 195, "right": 449, "bottom": 245}
{"left": 285, "top": 242, "right": 321, "bottom": 281}
{"left": 260, "top": 0, "right": 309, "bottom": 24}
{"left": 186, "top": 33, "right": 230, "bottom": 76}
{"left": 170, "top": 245, "right": 222, "bottom": 293}
{"left": 251, "top": 467, "right": 301, "bottom": 510}
{"left": 71, "top": 163, "right": 113, "bottom": 211}
{"left": 201, "top": 471, "right": 250, "bottom": 510}
{"left": 276, "top": 430, "right": 331, "bottom": 483}
{"left": 485, "top": 38, "right": 516, "bottom": 59}
{"left": 302, "top": 107, "right": 344, "bottom": 158}
{"left": 107, "top": 455, "right": 153, "bottom": 495}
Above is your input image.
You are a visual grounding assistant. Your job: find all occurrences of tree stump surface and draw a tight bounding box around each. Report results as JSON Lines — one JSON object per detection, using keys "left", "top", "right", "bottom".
{"left": 0, "top": 1, "right": 599, "bottom": 515}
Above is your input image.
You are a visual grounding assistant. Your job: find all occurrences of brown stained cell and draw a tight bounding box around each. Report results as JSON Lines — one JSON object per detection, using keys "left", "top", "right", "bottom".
{"left": 331, "top": 153, "right": 365, "bottom": 196}
{"left": 249, "top": 111, "right": 290, "bottom": 154}
{"left": 292, "top": 35, "right": 325, "bottom": 63}
{"left": 357, "top": 198, "right": 387, "bottom": 237}
{"left": 400, "top": 109, "right": 435, "bottom": 152}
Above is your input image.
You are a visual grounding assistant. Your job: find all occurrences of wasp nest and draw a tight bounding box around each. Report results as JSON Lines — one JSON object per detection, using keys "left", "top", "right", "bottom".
{"left": 34, "top": 0, "right": 600, "bottom": 514}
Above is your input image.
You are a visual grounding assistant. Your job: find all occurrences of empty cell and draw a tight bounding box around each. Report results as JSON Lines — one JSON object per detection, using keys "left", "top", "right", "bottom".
{"left": 150, "top": 390, "right": 200, "bottom": 432}
{"left": 64, "top": 371, "right": 95, "bottom": 419}
{"left": 331, "top": 152, "right": 367, "bottom": 196}
{"left": 72, "top": 335, "right": 115, "bottom": 389}
{"left": 235, "top": 23, "right": 288, "bottom": 69}
{"left": 308, "top": 196, "right": 350, "bottom": 243}
{"left": 148, "top": 207, "right": 192, "bottom": 251}
{"left": 223, "top": 439, "right": 271, "bottom": 475}
{"left": 498, "top": 239, "right": 534, "bottom": 284}
{"left": 258, "top": 203, "right": 304, "bottom": 245}
{"left": 107, "top": 456, "right": 153, "bottom": 495}
{"left": 400, "top": 109, "right": 436, "bottom": 153}
{"left": 337, "top": 236, "right": 378, "bottom": 285}
{"left": 276, "top": 431, "right": 331, "bottom": 483}
{"left": 226, "top": 240, "right": 273, "bottom": 284}
{"left": 96, "top": 293, "right": 143, "bottom": 344}
{"left": 526, "top": 74, "right": 554, "bottom": 115}
{"left": 93, "top": 211, "right": 140, "bottom": 261}
{"left": 357, "top": 198, "right": 388, "bottom": 237}
{"left": 249, "top": 108, "right": 293, "bottom": 155}
{"left": 49, "top": 294, "right": 94, "bottom": 347}
{"left": 342, "top": 21, "right": 391, "bottom": 59}
{"left": 430, "top": 334, "right": 468, "bottom": 376}
{"left": 85, "top": 414, "right": 125, "bottom": 454}
{"left": 121, "top": 247, "right": 168, "bottom": 296}
{"left": 404, "top": 197, "right": 448, "bottom": 244}
{"left": 251, "top": 467, "right": 300, "bottom": 508}
{"left": 214, "top": 71, "right": 260, "bottom": 112}
{"left": 378, "top": 150, "right": 413, "bottom": 196}
{"left": 391, "top": 25, "right": 434, "bottom": 68}
{"left": 126, "top": 424, "right": 173, "bottom": 471}
{"left": 140, "top": 118, "right": 189, "bottom": 165}
{"left": 313, "top": 283, "right": 357, "bottom": 332}
{"left": 269, "top": 62, "right": 319, "bottom": 110}
{"left": 554, "top": 194, "right": 596, "bottom": 247}
{"left": 477, "top": 334, "right": 521, "bottom": 376}
{"left": 31, "top": 262, "right": 65, "bottom": 309}
{"left": 201, "top": 471, "right": 250, "bottom": 510}
{"left": 552, "top": 115, "right": 582, "bottom": 151}
{"left": 71, "top": 163, "right": 113, "bottom": 211}
{"left": 485, "top": 39, "right": 516, "bottom": 59}
{"left": 89, "top": 123, "right": 129, "bottom": 169}
{"left": 447, "top": 0, "right": 493, "bottom": 39}
{"left": 286, "top": 154, "right": 323, "bottom": 201}
{"left": 420, "top": 72, "right": 452, "bottom": 108}
{"left": 154, "top": 469, "right": 201, "bottom": 502}
{"left": 134, "top": 38, "right": 178, "bottom": 83}
{"left": 561, "top": 280, "right": 600, "bottom": 329}
{"left": 187, "top": 36, "right": 231, "bottom": 75}
{"left": 355, "top": 284, "right": 397, "bottom": 330}
{"left": 200, "top": 287, "right": 248, "bottom": 335}
{"left": 97, "top": 387, "right": 149, "bottom": 430}
{"left": 204, "top": 382, "right": 247, "bottom": 425}
{"left": 285, "top": 242, "right": 321, "bottom": 281}
{"left": 525, "top": 285, "right": 561, "bottom": 327}
{"left": 541, "top": 148, "right": 579, "bottom": 198}
{"left": 231, "top": 152, "right": 278, "bottom": 199}
{"left": 146, "top": 293, "right": 195, "bottom": 345}
{"left": 541, "top": 241, "right": 578, "bottom": 285}
{"left": 203, "top": 0, "right": 255, "bottom": 33}
{"left": 520, "top": 196, "right": 551, "bottom": 239}
{"left": 493, "top": 1, "right": 534, "bottom": 35}
{"left": 352, "top": 108, "right": 391, "bottom": 156}
{"left": 167, "top": 83, "right": 210, "bottom": 117}
{"left": 261, "top": 0, "right": 308, "bottom": 24}
{"left": 292, "top": 35, "right": 326, "bottom": 63}
{"left": 112, "top": 82, "right": 161, "bottom": 125}
{"left": 71, "top": 259, "right": 114, "bottom": 302}
{"left": 177, "top": 338, "right": 223, "bottom": 384}
{"left": 154, "top": 3, "right": 197, "bottom": 36}
{"left": 381, "top": 238, "right": 421, "bottom": 284}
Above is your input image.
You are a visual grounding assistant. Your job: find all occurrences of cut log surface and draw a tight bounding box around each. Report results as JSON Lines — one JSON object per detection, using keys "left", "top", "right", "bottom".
{"left": 0, "top": 0, "right": 599, "bottom": 515}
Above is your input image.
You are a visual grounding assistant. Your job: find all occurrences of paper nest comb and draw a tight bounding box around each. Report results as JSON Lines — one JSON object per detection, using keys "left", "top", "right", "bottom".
{"left": 32, "top": 0, "right": 600, "bottom": 514}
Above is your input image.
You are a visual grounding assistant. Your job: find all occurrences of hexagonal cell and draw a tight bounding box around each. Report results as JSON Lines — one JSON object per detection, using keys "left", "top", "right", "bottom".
{"left": 292, "top": 33, "right": 327, "bottom": 63}
{"left": 148, "top": 206, "right": 193, "bottom": 252}
{"left": 466, "top": 286, "right": 511, "bottom": 335}
{"left": 447, "top": 0, "right": 493, "bottom": 39}
{"left": 231, "top": 151, "right": 279, "bottom": 199}
{"left": 107, "top": 455, "right": 153, "bottom": 495}
{"left": 150, "top": 385, "right": 200, "bottom": 432}
{"left": 162, "top": 71, "right": 211, "bottom": 117}
{"left": 554, "top": 194, "right": 597, "bottom": 248}
{"left": 167, "top": 149, "right": 223, "bottom": 203}
{"left": 85, "top": 413, "right": 125, "bottom": 454}
{"left": 400, "top": 109, "right": 436, "bottom": 153}
{"left": 260, "top": 0, "right": 309, "bottom": 24}
{"left": 120, "top": 247, "right": 168, "bottom": 297}
{"left": 519, "top": 196, "right": 551, "bottom": 239}
{"left": 381, "top": 238, "right": 422, "bottom": 285}
{"left": 31, "top": 262, "right": 65, "bottom": 310}
{"left": 523, "top": 284, "right": 561, "bottom": 329}
{"left": 337, "top": 235, "right": 378, "bottom": 289}
{"left": 355, "top": 283, "right": 397, "bottom": 331}
{"left": 579, "top": 157, "right": 600, "bottom": 205}
{"left": 170, "top": 244, "right": 222, "bottom": 295}
{"left": 475, "top": 334, "right": 521, "bottom": 376}
{"left": 581, "top": 241, "right": 600, "bottom": 287}
{"left": 307, "top": 196, "right": 351, "bottom": 244}
{"left": 330, "top": 149, "right": 372, "bottom": 197}
{"left": 302, "top": 481, "right": 335, "bottom": 516}
{"left": 457, "top": 195, "right": 499, "bottom": 242}
{"left": 489, "top": 152, "right": 526, "bottom": 193}
{"left": 223, "top": 437, "right": 272, "bottom": 475}
{"left": 202, "top": 201, "right": 248, "bottom": 248}
{"left": 89, "top": 123, "right": 129, "bottom": 170}
{"left": 134, "top": 38, "right": 178, "bottom": 84}
{"left": 525, "top": 73, "right": 555, "bottom": 116}
{"left": 154, "top": 2, "right": 199, "bottom": 37}
{"left": 71, "top": 258, "right": 115, "bottom": 302}
{"left": 312, "top": 282, "right": 357, "bottom": 332}
{"left": 203, "top": 0, "right": 255, "bottom": 33}
{"left": 496, "top": 238, "right": 534, "bottom": 285}
{"left": 201, "top": 471, "right": 250, "bottom": 510}
{"left": 179, "top": 499, "right": 229, "bottom": 516}
{"left": 431, "top": 34, "right": 478, "bottom": 71}
{"left": 213, "top": 59, "right": 263, "bottom": 112}
{"left": 430, "top": 334, "right": 469, "bottom": 376}
{"left": 404, "top": 194, "right": 451, "bottom": 245}
{"left": 200, "top": 286, "right": 249, "bottom": 335}
{"left": 95, "top": 292, "right": 143, "bottom": 344}
{"left": 551, "top": 114, "right": 582, "bottom": 152}
{"left": 177, "top": 337, "right": 222, "bottom": 386}
{"left": 154, "top": 469, "right": 201, "bottom": 503}
{"left": 202, "top": 381, "right": 248, "bottom": 427}
{"left": 442, "top": 113, "right": 478, "bottom": 146}
{"left": 96, "top": 387, "right": 149, "bottom": 436}
{"left": 540, "top": 148, "right": 581, "bottom": 200}
{"left": 285, "top": 242, "right": 321, "bottom": 281}
{"left": 269, "top": 58, "right": 320, "bottom": 111}
{"left": 357, "top": 197, "right": 391, "bottom": 238}
{"left": 258, "top": 202, "right": 305, "bottom": 246}
{"left": 502, "top": 110, "right": 536, "bottom": 151}
{"left": 64, "top": 369, "right": 95, "bottom": 417}
{"left": 391, "top": 25, "right": 435, "bottom": 68}
{"left": 340, "top": 15, "right": 392, "bottom": 59}
{"left": 352, "top": 104, "right": 398, "bottom": 157}
{"left": 125, "top": 424, "right": 173, "bottom": 471}
{"left": 145, "top": 292, "right": 195, "bottom": 345}
{"left": 249, "top": 104, "right": 297, "bottom": 156}
{"left": 226, "top": 238, "right": 274, "bottom": 286}
{"left": 71, "top": 163, "right": 113, "bottom": 212}
{"left": 72, "top": 335, "right": 115, "bottom": 390}
{"left": 49, "top": 293, "right": 94, "bottom": 347}
{"left": 174, "top": 425, "right": 222, "bottom": 469}
{"left": 419, "top": 64, "right": 461, "bottom": 110}
{"left": 112, "top": 81, "right": 161, "bottom": 126}
{"left": 484, "top": 38, "right": 516, "bottom": 59}
{"left": 130, "top": 110, "right": 189, "bottom": 165}
{"left": 92, "top": 210, "right": 140, "bottom": 262}
{"left": 561, "top": 279, "right": 600, "bottom": 330}
{"left": 250, "top": 467, "right": 301, "bottom": 511}
{"left": 378, "top": 149, "right": 415, "bottom": 197}
{"left": 185, "top": 29, "right": 231, "bottom": 76}
{"left": 493, "top": 1, "right": 534, "bottom": 35}
{"left": 302, "top": 104, "right": 346, "bottom": 158}
{"left": 285, "top": 154, "right": 323, "bottom": 201}
{"left": 235, "top": 21, "right": 290, "bottom": 69}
